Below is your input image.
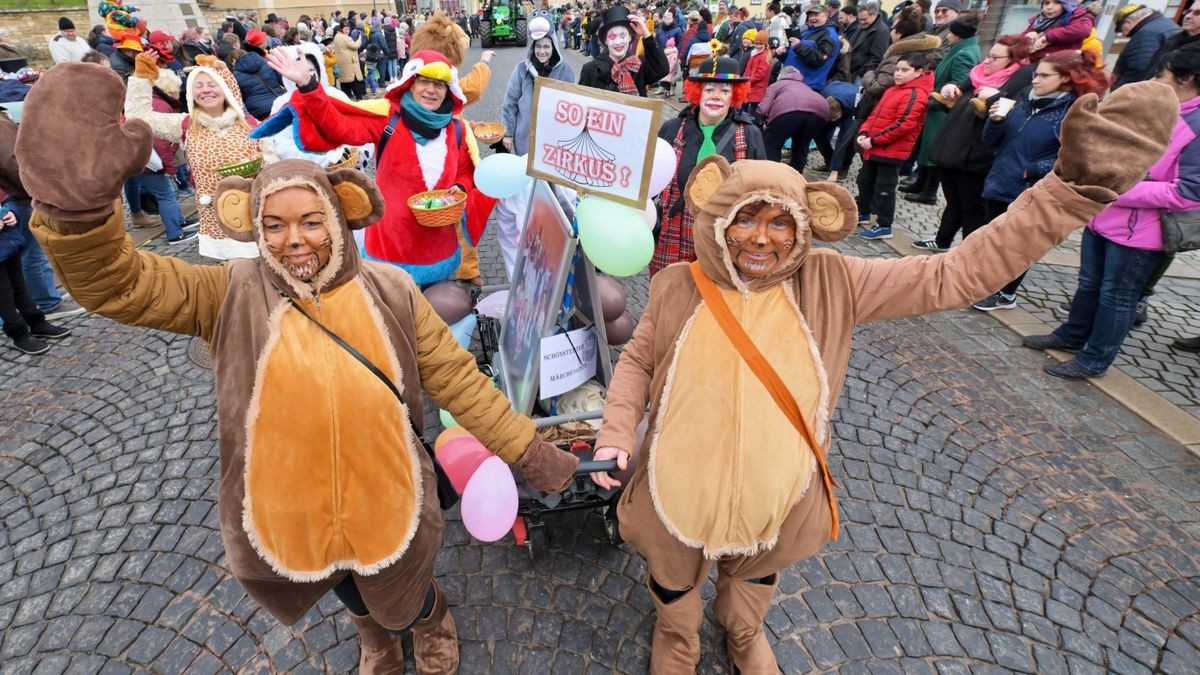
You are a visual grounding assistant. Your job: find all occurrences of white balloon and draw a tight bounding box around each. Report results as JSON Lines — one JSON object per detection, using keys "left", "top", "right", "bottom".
{"left": 641, "top": 199, "right": 657, "bottom": 229}
{"left": 648, "top": 138, "right": 677, "bottom": 196}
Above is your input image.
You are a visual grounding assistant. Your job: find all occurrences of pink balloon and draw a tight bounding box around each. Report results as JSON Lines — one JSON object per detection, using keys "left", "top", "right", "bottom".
{"left": 437, "top": 436, "right": 493, "bottom": 494}
{"left": 648, "top": 138, "right": 677, "bottom": 196}
{"left": 461, "top": 456, "right": 519, "bottom": 542}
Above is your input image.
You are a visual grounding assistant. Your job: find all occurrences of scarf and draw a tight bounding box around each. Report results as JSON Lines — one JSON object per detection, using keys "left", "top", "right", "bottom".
{"left": 400, "top": 91, "right": 453, "bottom": 145}
{"left": 969, "top": 60, "right": 1023, "bottom": 91}
{"left": 611, "top": 55, "right": 643, "bottom": 96}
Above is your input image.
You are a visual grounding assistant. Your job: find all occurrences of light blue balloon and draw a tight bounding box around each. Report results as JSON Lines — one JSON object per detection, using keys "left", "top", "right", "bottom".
{"left": 474, "top": 153, "right": 532, "bottom": 199}
{"left": 576, "top": 197, "right": 654, "bottom": 277}
{"left": 439, "top": 409, "right": 459, "bottom": 429}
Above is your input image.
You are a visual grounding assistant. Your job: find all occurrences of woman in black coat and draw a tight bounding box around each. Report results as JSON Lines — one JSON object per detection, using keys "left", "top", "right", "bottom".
{"left": 578, "top": 6, "right": 669, "bottom": 96}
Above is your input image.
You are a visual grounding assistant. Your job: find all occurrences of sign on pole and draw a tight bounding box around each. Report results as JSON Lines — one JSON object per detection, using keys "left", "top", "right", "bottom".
{"left": 527, "top": 79, "right": 664, "bottom": 209}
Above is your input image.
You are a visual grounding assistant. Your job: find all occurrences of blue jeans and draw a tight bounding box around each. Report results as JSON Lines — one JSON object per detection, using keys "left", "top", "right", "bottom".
{"left": 14, "top": 201, "right": 61, "bottom": 312}
{"left": 125, "top": 172, "right": 186, "bottom": 239}
{"left": 1053, "top": 228, "right": 1166, "bottom": 373}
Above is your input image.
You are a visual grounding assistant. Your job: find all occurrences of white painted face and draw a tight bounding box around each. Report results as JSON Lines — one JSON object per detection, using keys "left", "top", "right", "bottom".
{"left": 606, "top": 26, "right": 632, "bottom": 60}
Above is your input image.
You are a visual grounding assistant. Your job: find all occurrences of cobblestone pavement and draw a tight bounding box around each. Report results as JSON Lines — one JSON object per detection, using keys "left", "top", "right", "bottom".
{"left": 5, "top": 45, "right": 1200, "bottom": 674}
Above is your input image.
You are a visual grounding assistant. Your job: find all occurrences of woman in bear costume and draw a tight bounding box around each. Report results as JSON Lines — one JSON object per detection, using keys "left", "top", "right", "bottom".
{"left": 589, "top": 81, "right": 1177, "bottom": 673}
{"left": 17, "top": 62, "right": 581, "bottom": 675}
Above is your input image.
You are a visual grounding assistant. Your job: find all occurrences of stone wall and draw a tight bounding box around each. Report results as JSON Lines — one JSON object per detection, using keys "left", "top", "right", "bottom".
{"left": 0, "top": 7, "right": 91, "bottom": 67}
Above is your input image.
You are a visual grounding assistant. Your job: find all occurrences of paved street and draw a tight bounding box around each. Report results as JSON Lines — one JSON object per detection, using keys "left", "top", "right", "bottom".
{"left": 5, "top": 43, "right": 1200, "bottom": 674}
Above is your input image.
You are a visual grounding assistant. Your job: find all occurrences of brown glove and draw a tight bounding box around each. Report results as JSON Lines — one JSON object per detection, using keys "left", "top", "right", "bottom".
{"left": 513, "top": 435, "right": 580, "bottom": 494}
{"left": 134, "top": 52, "right": 159, "bottom": 82}
{"left": 1054, "top": 80, "right": 1177, "bottom": 197}
{"left": 15, "top": 63, "right": 151, "bottom": 222}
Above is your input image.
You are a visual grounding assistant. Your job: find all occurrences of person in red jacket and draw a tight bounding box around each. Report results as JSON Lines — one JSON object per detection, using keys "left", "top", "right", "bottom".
{"left": 741, "top": 29, "right": 772, "bottom": 123}
{"left": 856, "top": 52, "right": 933, "bottom": 240}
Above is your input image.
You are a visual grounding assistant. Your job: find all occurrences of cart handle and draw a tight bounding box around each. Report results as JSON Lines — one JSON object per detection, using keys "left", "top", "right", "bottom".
{"left": 533, "top": 409, "right": 605, "bottom": 429}
{"left": 576, "top": 459, "right": 619, "bottom": 474}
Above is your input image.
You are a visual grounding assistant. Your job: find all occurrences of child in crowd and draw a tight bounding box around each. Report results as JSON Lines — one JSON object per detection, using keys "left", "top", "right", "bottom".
{"left": 0, "top": 192, "right": 69, "bottom": 355}
{"left": 856, "top": 53, "right": 934, "bottom": 240}
{"left": 363, "top": 43, "right": 381, "bottom": 94}
{"left": 742, "top": 29, "right": 772, "bottom": 124}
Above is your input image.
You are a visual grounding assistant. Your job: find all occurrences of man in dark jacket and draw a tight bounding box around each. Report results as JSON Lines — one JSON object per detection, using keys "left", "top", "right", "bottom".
{"left": 1150, "top": 5, "right": 1200, "bottom": 77}
{"left": 1113, "top": 4, "right": 1182, "bottom": 89}
{"left": 849, "top": 2, "right": 890, "bottom": 80}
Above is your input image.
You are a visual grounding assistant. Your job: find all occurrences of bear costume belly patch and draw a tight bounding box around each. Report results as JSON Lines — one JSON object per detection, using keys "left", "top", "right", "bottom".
{"left": 650, "top": 284, "right": 822, "bottom": 558}
{"left": 244, "top": 280, "right": 423, "bottom": 581}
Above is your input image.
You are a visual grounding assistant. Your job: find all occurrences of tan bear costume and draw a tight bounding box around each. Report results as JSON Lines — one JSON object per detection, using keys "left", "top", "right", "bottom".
{"left": 595, "top": 83, "right": 1179, "bottom": 673}
{"left": 16, "top": 63, "right": 578, "bottom": 675}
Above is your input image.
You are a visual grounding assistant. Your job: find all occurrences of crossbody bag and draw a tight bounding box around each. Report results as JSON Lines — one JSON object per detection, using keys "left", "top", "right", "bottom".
{"left": 689, "top": 262, "right": 840, "bottom": 540}
{"left": 288, "top": 299, "right": 460, "bottom": 510}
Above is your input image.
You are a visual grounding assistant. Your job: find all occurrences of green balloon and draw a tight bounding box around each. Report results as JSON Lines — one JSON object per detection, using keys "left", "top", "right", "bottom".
{"left": 439, "top": 409, "right": 459, "bottom": 429}
{"left": 576, "top": 197, "right": 655, "bottom": 277}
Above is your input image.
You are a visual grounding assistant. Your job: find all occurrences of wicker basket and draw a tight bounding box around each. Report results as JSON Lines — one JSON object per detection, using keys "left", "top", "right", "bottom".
{"left": 472, "top": 122, "right": 506, "bottom": 144}
{"left": 327, "top": 147, "right": 360, "bottom": 171}
{"left": 214, "top": 155, "right": 264, "bottom": 178}
{"left": 407, "top": 190, "right": 466, "bottom": 228}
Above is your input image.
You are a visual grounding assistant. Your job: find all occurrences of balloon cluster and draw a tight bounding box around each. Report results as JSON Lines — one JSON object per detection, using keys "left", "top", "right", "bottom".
{"left": 435, "top": 428, "right": 519, "bottom": 542}
{"left": 596, "top": 275, "right": 635, "bottom": 346}
{"left": 473, "top": 142, "right": 679, "bottom": 279}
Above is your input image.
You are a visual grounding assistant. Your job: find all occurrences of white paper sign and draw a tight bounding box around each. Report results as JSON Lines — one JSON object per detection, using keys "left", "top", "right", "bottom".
{"left": 539, "top": 327, "right": 599, "bottom": 399}
{"left": 528, "top": 79, "right": 664, "bottom": 209}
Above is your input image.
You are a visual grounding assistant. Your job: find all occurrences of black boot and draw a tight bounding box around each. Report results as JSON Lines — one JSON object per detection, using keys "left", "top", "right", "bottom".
{"left": 905, "top": 167, "right": 940, "bottom": 204}
{"left": 898, "top": 167, "right": 924, "bottom": 193}
{"left": 1173, "top": 336, "right": 1200, "bottom": 352}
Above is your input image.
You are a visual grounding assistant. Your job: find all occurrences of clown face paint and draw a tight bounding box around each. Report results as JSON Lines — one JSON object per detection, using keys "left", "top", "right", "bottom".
{"left": 698, "top": 82, "right": 734, "bottom": 125}
{"left": 262, "top": 186, "right": 333, "bottom": 282}
{"left": 725, "top": 202, "right": 797, "bottom": 279}
{"left": 606, "top": 26, "right": 632, "bottom": 60}
{"left": 534, "top": 37, "right": 553, "bottom": 64}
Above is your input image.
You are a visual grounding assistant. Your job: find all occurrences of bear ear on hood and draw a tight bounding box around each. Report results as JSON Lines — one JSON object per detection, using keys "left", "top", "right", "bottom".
{"left": 327, "top": 168, "right": 385, "bottom": 230}
{"left": 214, "top": 176, "right": 257, "bottom": 242}
{"left": 684, "top": 154, "right": 732, "bottom": 216}
{"left": 805, "top": 181, "right": 858, "bottom": 242}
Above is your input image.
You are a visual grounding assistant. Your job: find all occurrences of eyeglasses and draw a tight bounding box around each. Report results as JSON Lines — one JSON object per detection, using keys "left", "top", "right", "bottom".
{"left": 1031, "top": 71, "right": 1060, "bottom": 79}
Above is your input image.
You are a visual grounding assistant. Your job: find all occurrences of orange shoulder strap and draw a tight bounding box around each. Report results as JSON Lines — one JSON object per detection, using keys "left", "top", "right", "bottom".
{"left": 689, "top": 262, "right": 840, "bottom": 540}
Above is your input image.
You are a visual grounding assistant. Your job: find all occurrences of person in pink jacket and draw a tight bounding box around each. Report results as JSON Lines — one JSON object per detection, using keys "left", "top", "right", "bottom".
{"left": 758, "top": 64, "right": 829, "bottom": 170}
{"left": 1023, "top": 45, "right": 1200, "bottom": 378}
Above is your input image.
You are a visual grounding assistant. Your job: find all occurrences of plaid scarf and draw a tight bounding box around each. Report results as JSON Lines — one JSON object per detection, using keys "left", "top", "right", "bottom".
{"left": 611, "top": 56, "right": 643, "bottom": 96}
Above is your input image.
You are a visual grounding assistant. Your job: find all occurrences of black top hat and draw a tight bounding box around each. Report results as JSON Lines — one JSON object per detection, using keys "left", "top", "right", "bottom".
{"left": 598, "top": 6, "right": 634, "bottom": 41}
{"left": 687, "top": 56, "right": 749, "bottom": 83}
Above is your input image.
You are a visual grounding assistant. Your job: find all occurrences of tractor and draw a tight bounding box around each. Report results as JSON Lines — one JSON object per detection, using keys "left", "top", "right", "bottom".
{"left": 479, "top": 0, "right": 528, "bottom": 47}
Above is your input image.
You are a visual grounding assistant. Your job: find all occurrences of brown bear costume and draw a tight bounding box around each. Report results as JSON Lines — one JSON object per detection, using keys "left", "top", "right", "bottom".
{"left": 16, "top": 62, "right": 579, "bottom": 675}
{"left": 595, "top": 82, "right": 1179, "bottom": 673}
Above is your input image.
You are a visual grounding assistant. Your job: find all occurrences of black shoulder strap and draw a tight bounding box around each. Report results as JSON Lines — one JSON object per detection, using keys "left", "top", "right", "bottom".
{"left": 289, "top": 298, "right": 404, "bottom": 402}
{"left": 375, "top": 111, "right": 403, "bottom": 170}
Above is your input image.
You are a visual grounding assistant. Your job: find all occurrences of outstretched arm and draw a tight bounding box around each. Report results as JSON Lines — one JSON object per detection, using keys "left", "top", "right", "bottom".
{"left": 17, "top": 62, "right": 226, "bottom": 341}
{"left": 846, "top": 81, "right": 1178, "bottom": 324}
{"left": 123, "top": 55, "right": 186, "bottom": 144}
{"left": 266, "top": 49, "right": 388, "bottom": 148}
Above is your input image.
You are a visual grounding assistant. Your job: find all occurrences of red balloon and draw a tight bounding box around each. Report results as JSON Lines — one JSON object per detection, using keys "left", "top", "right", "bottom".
{"left": 605, "top": 312, "right": 635, "bottom": 346}
{"left": 437, "top": 436, "right": 493, "bottom": 493}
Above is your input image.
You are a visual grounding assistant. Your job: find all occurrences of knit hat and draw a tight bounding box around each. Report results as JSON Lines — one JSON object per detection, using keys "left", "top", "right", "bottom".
{"left": 742, "top": 28, "right": 757, "bottom": 41}
{"left": 58, "top": 17, "right": 75, "bottom": 31}
{"left": 948, "top": 11, "right": 979, "bottom": 38}
{"left": 755, "top": 29, "right": 769, "bottom": 45}
{"left": 1113, "top": 3, "right": 1143, "bottom": 26}
{"left": 687, "top": 10, "right": 702, "bottom": 20}
{"left": 245, "top": 29, "right": 268, "bottom": 48}
{"left": 935, "top": 0, "right": 962, "bottom": 13}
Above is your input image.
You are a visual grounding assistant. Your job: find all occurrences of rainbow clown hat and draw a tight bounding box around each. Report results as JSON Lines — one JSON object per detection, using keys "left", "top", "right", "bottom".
{"left": 688, "top": 56, "right": 749, "bottom": 83}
